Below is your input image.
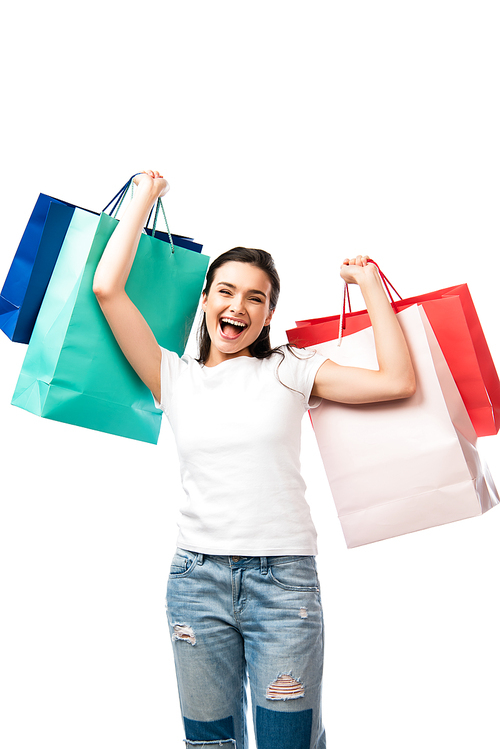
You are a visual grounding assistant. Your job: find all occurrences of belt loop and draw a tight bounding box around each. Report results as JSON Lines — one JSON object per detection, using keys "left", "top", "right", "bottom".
{"left": 197, "top": 553, "right": 204, "bottom": 566}
{"left": 260, "top": 557, "right": 268, "bottom": 575}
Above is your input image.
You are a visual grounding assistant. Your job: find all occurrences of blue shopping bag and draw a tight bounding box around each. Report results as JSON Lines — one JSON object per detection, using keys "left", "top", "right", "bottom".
{"left": 0, "top": 194, "right": 97, "bottom": 343}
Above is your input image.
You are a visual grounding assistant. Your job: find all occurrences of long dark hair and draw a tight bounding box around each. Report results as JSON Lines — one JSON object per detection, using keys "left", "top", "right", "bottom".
{"left": 197, "top": 247, "right": 283, "bottom": 364}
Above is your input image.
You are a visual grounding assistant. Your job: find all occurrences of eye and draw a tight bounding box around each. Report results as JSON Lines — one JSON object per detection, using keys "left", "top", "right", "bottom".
{"left": 219, "top": 289, "right": 232, "bottom": 296}
{"left": 250, "top": 297, "right": 263, "bottom": 303}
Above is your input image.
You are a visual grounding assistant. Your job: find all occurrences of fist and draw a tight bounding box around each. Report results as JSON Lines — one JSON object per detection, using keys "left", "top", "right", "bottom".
{"left": 133, "top": 170, "right": 170, "bottom": 198}
{"left": 340, "top": 255, "right": 377, "bottom": 285}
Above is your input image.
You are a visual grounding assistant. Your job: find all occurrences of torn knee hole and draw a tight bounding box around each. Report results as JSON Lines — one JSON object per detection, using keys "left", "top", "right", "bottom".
{"left": 172, "top": 624, "right": 196, "bottom": 645}
{"left": 266, "top": 673, "right": 305, "bottom": 700}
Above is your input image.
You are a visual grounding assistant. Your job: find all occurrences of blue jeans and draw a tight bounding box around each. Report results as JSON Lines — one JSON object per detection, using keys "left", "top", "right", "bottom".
{"left": 166, "top": 549, "right": 326, "bottom": 749}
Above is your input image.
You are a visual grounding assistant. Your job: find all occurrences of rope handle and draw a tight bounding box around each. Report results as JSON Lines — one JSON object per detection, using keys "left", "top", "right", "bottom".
{"left": 338, "top": 259, "right": 403, "bottom": 346}
{"left": 102, "top": 174, "right": 175, "bottom": 254}
{"left": 146, "top": 198, "right": 175, "bottom": 254}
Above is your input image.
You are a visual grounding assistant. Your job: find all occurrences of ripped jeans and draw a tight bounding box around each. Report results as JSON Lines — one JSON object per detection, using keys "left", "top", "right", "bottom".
{"left": 166, "top": 550, "right": 326, "bottom": 749}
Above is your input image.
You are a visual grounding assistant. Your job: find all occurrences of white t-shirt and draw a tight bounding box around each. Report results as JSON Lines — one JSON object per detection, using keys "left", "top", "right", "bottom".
{"left": 156, "top": 346, "right": 326, "bottom": 556}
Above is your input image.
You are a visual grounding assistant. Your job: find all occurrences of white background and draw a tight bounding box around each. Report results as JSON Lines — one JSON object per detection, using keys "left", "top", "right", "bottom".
{"left": 1, "top": 2, "right": 499, "bottom": 747}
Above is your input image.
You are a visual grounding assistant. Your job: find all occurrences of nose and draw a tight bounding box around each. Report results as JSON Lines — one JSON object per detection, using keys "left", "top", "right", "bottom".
{"left": 229, "top": 295, "right": 245, "bottom": 315}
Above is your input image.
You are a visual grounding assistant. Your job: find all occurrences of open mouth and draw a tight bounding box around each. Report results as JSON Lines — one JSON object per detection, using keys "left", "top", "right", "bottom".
{"left": 219, "top": 317, "right": 248, "bottom": 340}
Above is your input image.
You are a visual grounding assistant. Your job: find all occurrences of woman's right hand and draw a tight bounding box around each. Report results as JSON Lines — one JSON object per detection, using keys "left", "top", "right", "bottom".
{"left": 133, "top": 170, "right": 170, "bottom": 199}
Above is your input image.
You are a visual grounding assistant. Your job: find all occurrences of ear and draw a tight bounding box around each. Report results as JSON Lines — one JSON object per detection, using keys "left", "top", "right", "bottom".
{"left": 264, "top": 308, "right": 275, "bottom": 327}
{"left": 201, "top": 291, "right": 207, "bottom": 311}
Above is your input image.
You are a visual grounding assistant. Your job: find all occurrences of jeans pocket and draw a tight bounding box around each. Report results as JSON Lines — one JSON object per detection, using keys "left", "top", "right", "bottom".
{"left": 169, "top": 548, "right": 199, "bottom": 578}
{"left": 268, "top": 557, "right": 320, "bottom": 592}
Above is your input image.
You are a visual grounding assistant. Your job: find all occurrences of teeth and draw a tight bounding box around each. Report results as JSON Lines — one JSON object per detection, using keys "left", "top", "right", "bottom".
{"left": 221, "top": 318, "right": 247, "bottom": 328}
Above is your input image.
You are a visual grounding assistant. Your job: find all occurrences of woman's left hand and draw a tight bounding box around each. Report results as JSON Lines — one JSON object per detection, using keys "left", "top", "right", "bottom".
{"left": 340, "top": 255, "right": 377, "bottom": 285}
{"left": 312, "top": 254, "right": 416, "bottom": 403}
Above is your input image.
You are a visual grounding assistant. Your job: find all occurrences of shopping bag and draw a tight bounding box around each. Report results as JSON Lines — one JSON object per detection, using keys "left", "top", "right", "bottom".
{"left": 289, "top": 275, "right": 500, "bottom": 438}
{"left": 0, "top": 194, "right": 97, "bottom": 343}
{"left": 11, "top": 189, "right": 209, "bottom": 444}
{"left": 289, "top": 304, "right": 499, "bottom": 548}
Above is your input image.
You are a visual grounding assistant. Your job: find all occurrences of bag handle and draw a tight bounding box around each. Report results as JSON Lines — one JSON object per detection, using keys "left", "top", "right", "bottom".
{"left": 102, "top": 174, "right": 175, "bottom": 255}
{"left": 338, "top": 260, "right": 403, "bottom": 345}
{"left": 145, "top": 198, "right": 175, "bottom": 254}
{"left": 366, "top": 260, "right": 403, "bottom": 306}
{"left": 102, "top": 174, "right": 142, "bottom": 215}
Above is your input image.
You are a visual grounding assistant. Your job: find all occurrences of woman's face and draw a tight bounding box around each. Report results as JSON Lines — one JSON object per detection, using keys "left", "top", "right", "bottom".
{"left": 202, "top": 261, "right": 274, "bottom": 366}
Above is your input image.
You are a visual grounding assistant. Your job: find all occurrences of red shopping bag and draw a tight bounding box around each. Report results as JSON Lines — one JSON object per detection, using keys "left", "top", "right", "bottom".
{"left": 287, "top": 267, "right": 500, "bottom": 438}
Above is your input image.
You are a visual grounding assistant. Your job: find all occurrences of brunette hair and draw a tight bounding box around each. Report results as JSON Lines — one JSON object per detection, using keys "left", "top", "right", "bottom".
{"left": 197, "top": 247, "right": 282, "bottom": 364}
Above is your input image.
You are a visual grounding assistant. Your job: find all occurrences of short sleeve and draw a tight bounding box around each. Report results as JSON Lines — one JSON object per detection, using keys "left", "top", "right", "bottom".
{"left": 277, "top": 346, "right": 327, "bottom": 410}
{"left": 153, "top": 347, "right": 189, "bottom": 414}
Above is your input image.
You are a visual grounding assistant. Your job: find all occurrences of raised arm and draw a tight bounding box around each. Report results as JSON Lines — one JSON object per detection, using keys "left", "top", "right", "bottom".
{"left": 311, "top": 256, "right": 416, "bottom": 404}
{"left": 93, "top": 171, "right": 168, "bottom": 403}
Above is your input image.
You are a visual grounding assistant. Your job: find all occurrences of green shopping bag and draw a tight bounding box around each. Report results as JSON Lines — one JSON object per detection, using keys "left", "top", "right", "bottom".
{"left": 12, "top": 200, "right": 209, "bottom": 443}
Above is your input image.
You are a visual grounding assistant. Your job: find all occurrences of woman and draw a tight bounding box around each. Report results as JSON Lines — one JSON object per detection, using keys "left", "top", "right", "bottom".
{"left": 93, "top": 170, "right": 416, "bottom": 749}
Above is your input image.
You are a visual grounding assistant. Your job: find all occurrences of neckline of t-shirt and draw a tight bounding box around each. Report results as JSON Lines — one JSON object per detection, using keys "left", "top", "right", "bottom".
{"left": 200, "top": 355, "right": 258, "bottom": 372}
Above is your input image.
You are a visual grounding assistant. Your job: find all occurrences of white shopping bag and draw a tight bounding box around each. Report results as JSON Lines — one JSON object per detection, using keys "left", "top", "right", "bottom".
{"left": 311, "top": 304, "right": 499, "bottom": 548}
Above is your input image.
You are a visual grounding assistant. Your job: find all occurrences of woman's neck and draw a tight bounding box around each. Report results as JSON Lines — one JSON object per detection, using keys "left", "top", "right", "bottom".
{"left": 204, "top": 346, "right": 252, "bottom": 367}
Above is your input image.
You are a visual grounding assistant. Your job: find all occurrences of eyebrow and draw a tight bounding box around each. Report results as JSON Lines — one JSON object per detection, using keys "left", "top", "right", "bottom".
{"left": 215, "top": 282, "right": 267, "bottom": 298}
